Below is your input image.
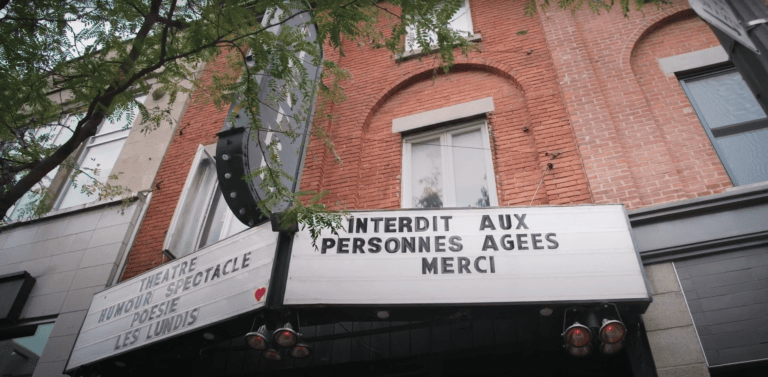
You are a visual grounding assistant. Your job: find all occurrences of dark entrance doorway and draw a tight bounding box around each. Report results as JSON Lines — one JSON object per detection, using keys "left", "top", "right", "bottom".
{"left": 71, "top": 315, "right": 651, "bottom": 377}
{"left": 247, "top": 336, "right": 634, "bottom": 377}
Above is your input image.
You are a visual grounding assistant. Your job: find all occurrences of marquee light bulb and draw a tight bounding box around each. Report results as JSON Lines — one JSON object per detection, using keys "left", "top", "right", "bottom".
{"left": 288, "top": 343, "right": 312, "bottom": 358}
{"left": 565, "top": 344, "right": 592, "bottom": 357}
{"left": 563, "top": 322, "right": 592, "bottom": 347}
{"left": 273, "top": 323, "right": 298, "bottom": 348}
{"left": 600, "top": 341, "right": 624, "bottom": 356}
{"left": 262, "top": 348, "right": 282, "bottom": 361}
{"left": 599, "top": 320, "right": 626, "bottom": 344}
{"left": 245, "top": 325, "right": 269, "bottom": 350}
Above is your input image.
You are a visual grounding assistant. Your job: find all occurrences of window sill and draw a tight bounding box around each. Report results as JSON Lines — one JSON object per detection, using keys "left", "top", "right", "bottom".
{"left": 397, "top": 33, "right": 482, "bottom": 62}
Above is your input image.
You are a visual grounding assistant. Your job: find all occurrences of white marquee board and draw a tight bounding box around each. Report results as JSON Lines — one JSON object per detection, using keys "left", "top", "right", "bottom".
{"left": 67, "top": 223, "right": 278, "bottom": 370}
{"left": 284, "top": 205, "right": 650, "bottom": 305}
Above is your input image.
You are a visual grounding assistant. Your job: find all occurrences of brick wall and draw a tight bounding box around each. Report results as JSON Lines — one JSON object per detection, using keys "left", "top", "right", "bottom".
{"left": 630, "top": 12, "right": 731, "bottom": 199}
{"left": 302, "top": 1, "right": 733, "bottom": 211}
{"left": 300, "top": 0, "right": 592, "bottom": 210}
{"left": 121, "top": 56, "right": 232, "bottom": 281}
{"left": 541, "top": 0, "right": 731, "bottom": 209}
{"left": 121, "top": 0, "right": 735, "bottom": 279}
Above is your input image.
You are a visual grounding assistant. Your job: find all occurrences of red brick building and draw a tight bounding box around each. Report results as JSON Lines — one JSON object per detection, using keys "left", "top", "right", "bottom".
{"left": 300, "top": 1, "right": 737, "bottom": 213}
{"left": 71, "top": 1, "right": 768, "bottom": 376}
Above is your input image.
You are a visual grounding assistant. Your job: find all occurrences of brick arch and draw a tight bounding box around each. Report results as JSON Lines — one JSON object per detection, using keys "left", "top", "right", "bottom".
{"left": 620, "top": 6, "right": 695, "bottom": 71}
{"left": 626, "top": 7, "right": 732, "bottom": 199}
{"left": 355, "top": 57, "right": 525, "bottom": 133}
{"left": 303, "top": 51, "right": 591, "bottom": 210}
{"left": 348, "top": 59, "right": 558, "bottom": 209}
{"left": 302, "top": 58, "right": 526, "bottom": 204}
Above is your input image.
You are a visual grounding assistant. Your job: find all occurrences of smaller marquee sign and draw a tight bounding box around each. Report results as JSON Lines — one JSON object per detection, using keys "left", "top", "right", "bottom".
{"left": 215, "top": 11, "right": 321, "bottom": 227}
{"left": 66, "top": 223, "right": 278, "bottom": 371}
{"left": 284, "top": 205, "right": 650, "bottom": 306}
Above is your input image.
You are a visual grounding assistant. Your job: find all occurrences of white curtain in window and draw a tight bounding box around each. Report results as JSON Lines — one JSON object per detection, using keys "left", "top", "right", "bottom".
{"left": 404, "top": 120, "right": 497, "bottom": 208}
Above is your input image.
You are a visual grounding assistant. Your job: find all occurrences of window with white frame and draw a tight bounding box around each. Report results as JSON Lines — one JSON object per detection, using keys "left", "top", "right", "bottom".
{"left": 7, "top": 115, "right": 76, "bottom": 221}
{"left": 679, "top": 68, "right": 768, "bottom": 185}
{"left": 405, "top": 0, "right": 473, "bottom": 52}
{"left": 56, "top": 95, "right": 147, "bottom": 209}
{"left": 402, "top": 119, "right": 498, "bottom": 208}
{"left": 164, "top": 144, "right": 249, "bottom": 258}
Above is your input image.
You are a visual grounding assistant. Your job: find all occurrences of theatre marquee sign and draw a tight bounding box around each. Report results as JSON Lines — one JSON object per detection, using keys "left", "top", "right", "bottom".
{"left": 284, "top": 205, "right": 650, "bottom": 305}
{"left": 66, "top": 223, "right": 278, "bottom": 371}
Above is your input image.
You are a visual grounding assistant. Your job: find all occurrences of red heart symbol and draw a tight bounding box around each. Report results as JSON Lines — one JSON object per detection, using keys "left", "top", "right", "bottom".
{"left": 254, "top": 287, "right": 267, "bottom": 302}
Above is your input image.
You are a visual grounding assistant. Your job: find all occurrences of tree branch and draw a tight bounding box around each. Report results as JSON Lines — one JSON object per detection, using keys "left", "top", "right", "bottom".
{"left": 7, "top": 159, "right": 40, "bottom": 174}
{"left": 0, "top": 156, "right": 28, "bottom": 166}
{"left": 0, "top": 0, "right": 169, "bottom": 213}
{"left": 104, "top": 7, "right": 313, "bottom": 103}
{"left": 156, "top": 15, "right": 187, "bottom": 30}
{"left": 368, "top": 0, "right": 401, "bottom": 18}
{"left": 158, "top": 0, "right": 179, "bottom": 62}
{"left": 0, "top": 1, "right": 318, "bottom": 217}
{"left": 123, "top": 0, "right": 148, "bottom": 17}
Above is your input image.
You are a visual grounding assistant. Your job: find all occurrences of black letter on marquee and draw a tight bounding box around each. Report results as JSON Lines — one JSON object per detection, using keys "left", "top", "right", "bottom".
{"left": 415, "top": 217, "right": 429, "bottom": 232}
{"left": 356, "top": 218, "right": 368, "bottom": 233}
{"left": 422, "top": 258, "right": 438, "bottom": 274}
{"left": 449, "top": 236, "right": 463, "bottom": 251}
{"left": 399, "top": 217, "right": 413, "bottom": 233}
{"left": 499, "top": 214, "right": 512, "bottom": 230}
{"left": 441, "top": 216, "right": 452, "bottom": 231}
{"left": 368, "top": 237, "right": 382, "bottom": 253}
{"left": 500, "top": 234, "right": 514, "bottom": 250}
{"left": 475, "top": 257, "right": 487, "bottom": 273}
{"left": 337, "top": 238, "right": 350, "bottom": 253}
{"left": 546, "top": 233, "right": 559, "bottom": 249}
{"left": 441, "top": 257, "right": 455, "bottom": 274}
{"left": 384, "top": 218, "right": 397, "bottom": 233}
{"left": 515, "top": 214, "right": 529, "bottom": 229}
{"left": 531, "top": 233, "right": 544, "bottom": 250}
{"left": 402, "top": 237, "right": 415, "bottom": 253}
{"left": 321, "top": 238, "right": 336, "bottom": 254}
{"left": 419, "top": 237, "right": 431, "bottom": 252}
{"left": 480, "top": 215, "right": 496, "bottom": 230}
{"left": 353, "top": 238, "right": 366, "bottom": 253}
{"left": 482, "top": 235, "right": 499, "bottom": 251}
{"left": 385, "top": 238, "right": 400, "bottom": 253}
{"left": 435, "top": 236, "right": 446, "bottom": 252}
{"left": 516, "top": 234, "right": 529, "bottom": 250}
{"left": 371, "top": 218, "right": 384, "bottom": 232}
{"left": 458, "top": 257, "right": 471, "bottom": 273}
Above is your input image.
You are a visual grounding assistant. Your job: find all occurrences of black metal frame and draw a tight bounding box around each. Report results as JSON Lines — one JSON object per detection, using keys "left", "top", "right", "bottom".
{"left": 0, "top": 271, "right": 36, "bottom": 324}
